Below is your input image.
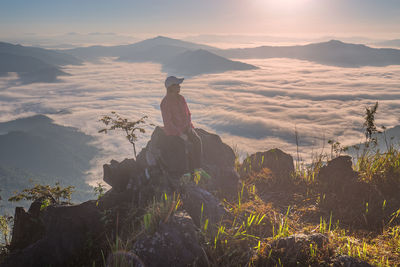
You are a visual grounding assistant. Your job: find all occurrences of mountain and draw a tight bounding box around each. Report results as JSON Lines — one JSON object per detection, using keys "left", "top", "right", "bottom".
{"left": 346, "top": 125, "right": 400, "bottom": 157}
{"left": 163, "top": 49, "right": 257, "bottom": 76}
{"left": 374, "top": 39, "right": 400, "bottom": 48}
{"left": 0, "top": 42, "right": 81, "bottom": 83}
{"left": 0, "top": 115, "right": 98, "bottom": 213}
{"left": 216, "top": 40, "right": 400, "bottom": 67}
{"left": 0, "top": 42, "right": 81, "bottom": 66}
{"left": 63, "top": 36, "right": 218, "bottom": 61}
{"left": 64, "top": 36, "right": 256, "bottom": 76}
{"left": 117, "top": 44, "right": 189, "bottom": 64}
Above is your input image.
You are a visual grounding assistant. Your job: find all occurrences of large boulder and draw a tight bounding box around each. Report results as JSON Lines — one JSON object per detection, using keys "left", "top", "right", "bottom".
{"left": 255, "top": 233, "right": 332, "bottom": 266}
{"left": 316, "top": 156, "right": 389, "bottom": 230}
{"left": 181, "top": 183, "right": 227, "bottom": 228}
{"left": 9, "top": 205, "right": 45, "bottom": 251}
{"left": 2, "top": 201, "right": 104, "bottom": 267}
{"left": 103, "top": 158, "right": 137, "bottom": 192}
{"left": 137, "top": 126, "right": 240, "bottom": 197}
{"left": 240, "top": 148, "right": 295, "bottom": 181}
{"left": 331, "top": 255, "right": 373, "bottom": 267}
{"left": 132, "top": 211, "right": 207, "bottom": 267}
{"left": 317, "top": 156, "right": 358, "bottom": 191}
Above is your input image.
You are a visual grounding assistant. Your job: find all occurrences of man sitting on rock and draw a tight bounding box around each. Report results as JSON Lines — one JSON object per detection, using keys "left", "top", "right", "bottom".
{"left": 160, "top": 76, "right": 203, "bottom": 177}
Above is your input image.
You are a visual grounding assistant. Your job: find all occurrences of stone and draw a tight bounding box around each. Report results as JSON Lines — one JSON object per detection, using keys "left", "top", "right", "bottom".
{"left": 2, "top": 201, "right": 104, "bottom": 267}
{"left": 137, "top": 126, "right": 240, "bottom": 197}
{"left": 103, "top": 158, "right": 137, "bottom": 192}
{"left": 132, "top": 211, "right": 207, "bottom": 267}
{"left": 331, "top": 255, "right": 373, "bottom": 267}
{"left": 317, "top": 156, "right": 358, "bottom": 188}
{"left": 181, "top": 183, "right": 227, "bottom": 228}
{"left": 240, "top": 148, "right": 295, "bottom": 181}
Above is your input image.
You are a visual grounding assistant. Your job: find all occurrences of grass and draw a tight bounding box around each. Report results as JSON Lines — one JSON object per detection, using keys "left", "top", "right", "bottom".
{"left": 213, "top": 134, "right": 400, "bottom": 266}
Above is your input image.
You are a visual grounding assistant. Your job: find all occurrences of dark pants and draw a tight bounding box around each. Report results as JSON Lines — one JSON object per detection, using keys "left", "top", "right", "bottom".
{"left": 160, "top": 128, "right": 203, "bottom": 176}
{"left": 185, "top": 128, "right": 202, "bottom": 172}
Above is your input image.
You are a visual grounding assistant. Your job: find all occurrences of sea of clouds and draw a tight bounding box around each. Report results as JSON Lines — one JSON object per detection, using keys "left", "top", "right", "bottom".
{"left": 1, "top": 57, "right": 400, "bottom": 184}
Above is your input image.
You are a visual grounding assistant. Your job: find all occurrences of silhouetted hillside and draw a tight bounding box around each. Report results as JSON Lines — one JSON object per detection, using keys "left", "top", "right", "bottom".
{"left": 163, "top": 49, "right": 257, "bottom": 76}
{"left": 216, "top": 40, "right": 400, "bottom": 67}
{"left": 0, "top": 42, "right": 81, "bottom": 66}
{"left": 374, "top": 39, "right": 400, "bottom": 48}
{"left": 63, "top": 36, "right": 217, "bottom": 61}
{"left": 0, "top": 115, "right": 98, "bottom": 212}
{"left": 117, "top": 44, "right": 188, "bottom": 64}
{"left": 0, "top": 42, "right": 80, "bottom": 83}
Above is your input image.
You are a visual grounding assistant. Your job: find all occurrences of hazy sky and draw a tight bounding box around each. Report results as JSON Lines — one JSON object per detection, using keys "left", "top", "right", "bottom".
{"left": 1, "top": 0, "right": 399, "bottom": 39}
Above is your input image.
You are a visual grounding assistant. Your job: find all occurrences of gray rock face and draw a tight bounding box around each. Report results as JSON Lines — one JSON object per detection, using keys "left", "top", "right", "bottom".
{"left": 331, "top": 255, "right": 373, "bottom": 267}
{"left": 103, "top": 158, "right": 137, "bottom": 192}
{"left": 240, "top": 148, "right": 295, "bottom": 181}
{"left": 181, "top": 184, "right": 227, "bottom": 228}
{"left": 132, "top": 211, "right": 207, "bottom": 267}
{"left": 268, "top": 233, "right": 331, "bottom": 266}
{"left": 317, "top": 156, "right": 358, "bottom": 188}
{"left": 2, "top": 201, "right": 104, "bottom": 267}
{"left": 137, "top": 126, "right": 240, "bottom": 197}
{"left": 272, "top": 233, "right": 329, "bottom": 250}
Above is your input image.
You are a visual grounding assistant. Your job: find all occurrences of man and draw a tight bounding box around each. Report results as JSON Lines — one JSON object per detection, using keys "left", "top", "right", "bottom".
{"left": 160, "top": 76, "right": 202, "bottom": 175}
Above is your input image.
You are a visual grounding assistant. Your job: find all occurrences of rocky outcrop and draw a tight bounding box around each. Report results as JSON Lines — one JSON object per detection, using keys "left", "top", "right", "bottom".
{"left": 331, "top": 255, "right": 373, "bottom": 267}
{"left": 132, "top": 211, "right": 207, "bottom": 267}
{"left": 3, "top": 126, "right": 236, "bottom": 266}
{"left": 317, "top": 156, "right": 358, "bottom": 191}
{"left": 137, "top": 126, "right": 240, "bottom": 196}
{"left": 103, "top": 158, "right": 137, "bottom": 192}
{"left": 240, "top": 148, "right": 294, "bottom": 181}
{"left": 181, "top": 184, "right": 227, "bottom": 228}
{"left": 2, "top": 201, "right": 104, "bottom": 267}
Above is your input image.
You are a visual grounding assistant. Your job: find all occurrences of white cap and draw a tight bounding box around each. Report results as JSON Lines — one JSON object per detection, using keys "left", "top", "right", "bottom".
{"left": 165, "top": 76, "right": 184, "bottom": 89}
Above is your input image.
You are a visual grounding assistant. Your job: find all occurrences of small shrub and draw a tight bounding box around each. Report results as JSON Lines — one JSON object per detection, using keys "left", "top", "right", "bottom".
{"left": 8, "top": 182, "right": 74, "bottom": 208}
{"left": 99, "top": 111, "right": 154, "bottom": 159}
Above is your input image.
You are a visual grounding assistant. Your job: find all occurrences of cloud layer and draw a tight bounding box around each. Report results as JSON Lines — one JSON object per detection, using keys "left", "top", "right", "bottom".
{"left": 1, "top": 57, "right": 400, "bottom": 184}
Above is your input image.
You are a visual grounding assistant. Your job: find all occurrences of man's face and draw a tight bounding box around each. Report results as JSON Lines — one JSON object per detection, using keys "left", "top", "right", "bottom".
{"left": 169, "top": 84, "right": 181, "bottom": 94}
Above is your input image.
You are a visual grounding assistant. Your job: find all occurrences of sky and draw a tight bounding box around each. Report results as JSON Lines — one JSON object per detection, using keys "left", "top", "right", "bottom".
{"left": 1, "top": 0, "right": 399, "bottom": 40}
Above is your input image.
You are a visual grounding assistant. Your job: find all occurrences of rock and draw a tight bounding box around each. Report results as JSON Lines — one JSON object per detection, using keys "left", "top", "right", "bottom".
{"left": 264, "top": 233, "right": 331, "bottom": 266}
{"left": 137, "top": 126, "right": 239, "bottom": 196}
{"left": 317, "top": 156, "right": 358, "bottom": 189}
{"left": 196, "top": 129, "right": 239, "bottom": 196}
{"left": 181, "top": 183, "right": 227, "bottom": 228}
{"left": 137, "top": 126, "right": 187, "bottom": 178}
{"left": 9, "top": 206, "right": 45, "bottom": 251}
{"left": 103, "top": 158, "right": 137, "bottom": 192}
{"left": 132, "top": 211, "right": 207, "bottom": 267}
{"left": 2, "top": 201, "right": 104, "bottom": 267}
{"left": 331, "top": 255, "right": 373, "bottom": 267}
{"left": 240, "top": 148, "right": 294, "bottom": 181}
{"left": 106, "top": 251, "right": 145, "bottom": 267}
{"left": 273, "top": 233, "right": 329, "bottom": 250}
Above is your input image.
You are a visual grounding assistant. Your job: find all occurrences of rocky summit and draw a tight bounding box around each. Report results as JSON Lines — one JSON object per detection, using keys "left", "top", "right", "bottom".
{"left": 1, "top": 127, "right": 398, "bottom": 266}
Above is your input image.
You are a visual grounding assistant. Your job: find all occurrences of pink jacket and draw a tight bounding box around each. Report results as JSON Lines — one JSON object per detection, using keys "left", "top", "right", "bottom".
{"left": 160, "top": 94, "right": 194, "bottom": 136}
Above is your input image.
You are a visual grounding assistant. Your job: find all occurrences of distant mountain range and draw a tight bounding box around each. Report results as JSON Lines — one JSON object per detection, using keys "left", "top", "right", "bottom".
{"left": 0, "top": 115, "right": 98, "bottom": 213}
{"left": 0, "top": 42, "right": 81, "bottom": 83}
{"left": 63, "top": 36, "right": 255, "bottom": 76}
{"left": 162, "top": 49, "right": 256, "bottom": 76}
{"left": 374, "top": 39, "right": 400, "bottom": 48}
{"left": 63, "top": 36, "right": 217, "bottom": 60}
{"left": 215, "top": 40, "right": 400, "bottom": 67}
{"left": 2, "top": 36, "right": 400, "bottom": 83}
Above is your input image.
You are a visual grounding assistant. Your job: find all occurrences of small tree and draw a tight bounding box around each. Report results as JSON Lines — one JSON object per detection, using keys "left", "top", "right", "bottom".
{"left": 363, "top": 101, "right": 381, "bottom": 144}
{"left": 8, "top": 183, "right": 74, "bottom": 209}
{"left": 99, "top": 111, "right": 153, "bottom": 159}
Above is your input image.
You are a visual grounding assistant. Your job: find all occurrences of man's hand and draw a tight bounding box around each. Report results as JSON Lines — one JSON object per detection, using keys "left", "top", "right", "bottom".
{"left": 180, "top": 133, "right": 188, "bottom": 141}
